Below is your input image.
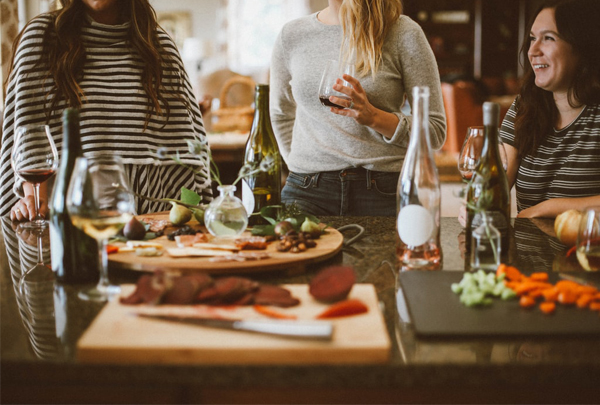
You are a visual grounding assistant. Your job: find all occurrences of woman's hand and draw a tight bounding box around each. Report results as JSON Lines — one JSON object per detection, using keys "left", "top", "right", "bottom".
{"left": 329, "top": 74, "right": 399, "bottom": 138}
{"left": 10, "top": 196, "right": 48, "bottom": 222}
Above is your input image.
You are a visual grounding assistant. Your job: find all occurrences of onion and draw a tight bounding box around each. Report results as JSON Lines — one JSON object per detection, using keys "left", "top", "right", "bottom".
{"left": 554, "top": 209, "right": 583, "bottom": 247}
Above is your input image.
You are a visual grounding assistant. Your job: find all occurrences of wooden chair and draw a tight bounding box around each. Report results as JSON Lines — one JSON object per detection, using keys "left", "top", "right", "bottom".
{"left": 441, "top": 81, "right": 484, "bottom": 155}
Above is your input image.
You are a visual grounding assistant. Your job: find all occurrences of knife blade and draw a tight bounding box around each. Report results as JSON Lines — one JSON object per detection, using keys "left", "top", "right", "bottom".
{"left": 137, "top": 314, "right": 334, "bottom": 341}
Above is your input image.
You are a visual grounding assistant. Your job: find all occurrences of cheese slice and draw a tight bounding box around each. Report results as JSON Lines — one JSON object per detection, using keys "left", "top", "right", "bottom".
{"left": 126, "top": 240, "right": 164, "bottom": 249}
{"left": 192, "top": 242, "right": 239, "bottom": 251}
{"left": 167, "top": 247, "right": 233, "bottom": 257}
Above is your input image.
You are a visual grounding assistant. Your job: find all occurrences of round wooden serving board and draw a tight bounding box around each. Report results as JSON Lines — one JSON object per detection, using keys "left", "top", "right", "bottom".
{"left": 108, "top": 213, "right": 344, "bottom": 275}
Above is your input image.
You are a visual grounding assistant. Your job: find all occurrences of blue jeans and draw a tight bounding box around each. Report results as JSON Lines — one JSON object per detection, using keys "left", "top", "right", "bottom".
{"left": 282, "top": 168, "right": 399, "bottom": 217}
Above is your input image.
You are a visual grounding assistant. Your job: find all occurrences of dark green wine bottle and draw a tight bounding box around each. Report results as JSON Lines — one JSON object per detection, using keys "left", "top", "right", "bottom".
{"left": 242, "top": 84, "right": 282, "bottom": 226}
{"left": 466, "top": 102, "right": 511, "bottom": 251}
{"left": 49, "top": 109, "right": 99, "bottom": 283}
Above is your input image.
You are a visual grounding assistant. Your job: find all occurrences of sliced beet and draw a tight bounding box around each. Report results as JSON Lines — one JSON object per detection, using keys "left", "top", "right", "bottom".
{"left": 309, "top": 266, "right": 356, "bottom": 303}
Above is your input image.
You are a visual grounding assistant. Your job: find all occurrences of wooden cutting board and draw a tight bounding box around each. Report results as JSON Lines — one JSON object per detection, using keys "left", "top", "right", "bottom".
{"left": 399, "top": 271, "right": 600, "bottom": 337}
{"left": 77, "top": 284, "right": 390, "bottom": 364}
{"left": 108, "top": 213, "right": 344, "bottom": 274}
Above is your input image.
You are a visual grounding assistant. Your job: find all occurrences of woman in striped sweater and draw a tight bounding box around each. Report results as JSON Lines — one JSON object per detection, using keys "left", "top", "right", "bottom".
{"left": 500, "top": 0, "right": 600, "bottom": 218}
{"left": 2, "top": 0, "right": 212, "bottom": 222}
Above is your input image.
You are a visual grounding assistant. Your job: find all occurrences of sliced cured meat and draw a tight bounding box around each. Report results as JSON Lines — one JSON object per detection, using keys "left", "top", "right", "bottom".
{"left": 254, "top": 284, "right": 300, "bottom": 307}
{"left": 162, "top": 274, "right": 213, "bottom": 305}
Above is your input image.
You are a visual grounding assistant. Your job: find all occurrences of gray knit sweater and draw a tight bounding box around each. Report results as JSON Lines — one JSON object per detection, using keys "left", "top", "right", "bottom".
{"left": 270, "top": 13, "right": 446, "bottom": 174}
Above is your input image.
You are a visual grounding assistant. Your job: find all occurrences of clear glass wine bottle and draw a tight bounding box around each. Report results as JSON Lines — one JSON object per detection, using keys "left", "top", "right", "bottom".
{"left": 396, "top": 86, "right": 442, "bottom": 270}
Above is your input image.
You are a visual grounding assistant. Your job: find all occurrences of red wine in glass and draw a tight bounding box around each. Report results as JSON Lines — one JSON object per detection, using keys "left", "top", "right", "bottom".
{"left": 319, "top": 95, "right": 352, "bottom": 109}
{"left": 17, "top": 169, "right": 56, "bottom": 184}
{"left": 11, "top": 125, "right": 59, "bottom": 229}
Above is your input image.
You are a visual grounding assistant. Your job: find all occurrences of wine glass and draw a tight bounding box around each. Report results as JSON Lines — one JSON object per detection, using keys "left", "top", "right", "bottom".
{"left": 66, "top": 155, "right": 134, "bottom": 302}
{"left": 455, "top": 126, "right": 508, "bottom": 197}
{"left": 576, "top": 206, "right": 600, "bottom": 271}
{"left": 11, "top": 124, "right": 59, "bottom": 228}
{"left": 318, "top": 59, "right": 355, "bottom": 108}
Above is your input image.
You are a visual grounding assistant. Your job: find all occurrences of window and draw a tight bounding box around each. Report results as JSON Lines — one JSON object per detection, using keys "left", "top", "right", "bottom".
{"left": 226, "top": 0, "right": 310, "bottom": 75}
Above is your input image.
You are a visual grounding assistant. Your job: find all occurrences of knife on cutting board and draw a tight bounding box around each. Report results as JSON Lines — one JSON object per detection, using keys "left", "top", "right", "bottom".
{"left": 137, "top": 314, "right": 334, "bottom": 341}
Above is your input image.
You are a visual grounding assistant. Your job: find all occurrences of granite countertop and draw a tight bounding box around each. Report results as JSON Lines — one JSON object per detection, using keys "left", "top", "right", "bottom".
{"left": 1, "top": 215, "right": 598, "bottom": 404}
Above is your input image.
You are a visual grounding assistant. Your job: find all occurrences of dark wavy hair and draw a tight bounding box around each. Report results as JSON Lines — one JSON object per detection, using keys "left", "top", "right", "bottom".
{"left": 514, "top": 0, "right": 600, "bottom": 157}
{"left": 6, "top": 0, "right": 180, "bottom": 127}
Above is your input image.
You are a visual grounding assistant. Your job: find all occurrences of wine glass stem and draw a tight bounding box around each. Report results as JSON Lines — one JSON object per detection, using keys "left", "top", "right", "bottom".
{"left": 32, "top": 182, "right": 43, "bottom": 222}
{"left": 37, "top": 234, "right": 43, "bottom": 264}
{"left": 96, "top": 238, "right": 110, "bottom": 290}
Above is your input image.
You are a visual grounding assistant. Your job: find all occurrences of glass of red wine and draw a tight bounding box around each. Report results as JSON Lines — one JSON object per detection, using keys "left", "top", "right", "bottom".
{"left": 576, "top": 206, "right": 600, "bottom": 271}
{"left": 11, "top": 124, "right": 59, "bottom": 229}
{"left": 318, "top": 59, "right": 355, "bottom": 108}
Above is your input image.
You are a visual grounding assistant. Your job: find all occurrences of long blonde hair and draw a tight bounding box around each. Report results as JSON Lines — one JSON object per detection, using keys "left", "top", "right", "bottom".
{"left": 339, "top": 0, "right": 403, "bottom": 76}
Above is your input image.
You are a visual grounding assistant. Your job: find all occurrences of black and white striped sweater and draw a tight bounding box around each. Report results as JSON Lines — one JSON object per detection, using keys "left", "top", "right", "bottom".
{"left": 1, "top": 13, "right": 212, "bottom": 216}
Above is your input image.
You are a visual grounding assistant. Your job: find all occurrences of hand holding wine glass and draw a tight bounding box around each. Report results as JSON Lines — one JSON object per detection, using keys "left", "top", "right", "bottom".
{"left": 67, "top": 155, "right": 134, "bottom": 302}
{"left": 318, "top": 59, "right": 355, "bottom": 109}
{"left": 10, "top": 125, "right": 58, "bottom": 228}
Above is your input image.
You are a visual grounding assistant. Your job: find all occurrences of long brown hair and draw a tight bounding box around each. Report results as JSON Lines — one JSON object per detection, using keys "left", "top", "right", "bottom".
{"left": 6, "top": 0, "right": 177, "bottom": 126}
{"left": 339, "top": 0, "right": 403, "bottom": 77}
{"left": 514, "top": 0, "right": 600, "bottom": 157}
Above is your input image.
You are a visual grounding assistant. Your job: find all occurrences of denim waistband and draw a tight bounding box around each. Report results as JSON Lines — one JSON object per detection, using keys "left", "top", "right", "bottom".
{"left": 288, "top": 168, "right": 399, "bottom": 189}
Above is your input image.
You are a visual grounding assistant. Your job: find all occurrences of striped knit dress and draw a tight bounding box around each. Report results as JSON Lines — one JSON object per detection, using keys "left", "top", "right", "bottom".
{"left": 500, "top": 100, "right": 600, "bottom": 213}
{"left": 1, "top": 13, "right": 212, "bottom": 217}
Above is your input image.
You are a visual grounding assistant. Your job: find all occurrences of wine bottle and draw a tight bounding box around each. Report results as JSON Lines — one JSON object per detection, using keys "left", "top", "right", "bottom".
{"left": 49, "top": 108, "right": 99, "bottom": 283}
{"left": 466, "top": 102, "right": 511, "bottom": 251}
{"left": 396, "top": 86, "right": 442, "bottom": 270}
{"left": 242, "top": 84, "right": 282, "bottom": 225}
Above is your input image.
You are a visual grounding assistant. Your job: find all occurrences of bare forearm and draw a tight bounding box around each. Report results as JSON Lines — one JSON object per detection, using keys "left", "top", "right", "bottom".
{"left": 370, "top": 109, "right": 400, "bottom": 139}
{"left": 517, "top": 195, "right": 600, "bottom": 218}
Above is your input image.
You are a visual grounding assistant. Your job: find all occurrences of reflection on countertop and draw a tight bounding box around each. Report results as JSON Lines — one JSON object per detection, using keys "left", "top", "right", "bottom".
{"left": 1, "top": 215, "right": 598, "bottom": 404}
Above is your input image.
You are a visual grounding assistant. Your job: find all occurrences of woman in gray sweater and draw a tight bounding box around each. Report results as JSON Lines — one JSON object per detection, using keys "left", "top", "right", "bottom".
{"left": 270, "top": 0, "right": 446, "bottom": 216}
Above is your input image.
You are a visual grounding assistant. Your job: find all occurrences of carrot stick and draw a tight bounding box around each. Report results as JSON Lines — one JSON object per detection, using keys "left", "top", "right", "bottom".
{"left": 539, "top": 301, "right": 556, "bottom": 314}
{"left": 316, "top": 298, "right": 368, "bottom": 319}
{"left": 253, "top": 305, "right": 297, "bottom": 320}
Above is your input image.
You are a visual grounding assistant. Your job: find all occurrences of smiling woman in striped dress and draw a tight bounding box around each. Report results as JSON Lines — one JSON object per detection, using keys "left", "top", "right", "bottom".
{"left": 1, "top": 0, "right": 212, "bottom": 222}
{"left": 500, "top": 0, "right": 600, "bottom": 218}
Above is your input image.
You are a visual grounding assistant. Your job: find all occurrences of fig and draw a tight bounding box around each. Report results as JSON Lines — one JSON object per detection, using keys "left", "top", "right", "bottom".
{"left": 300, "top": 218, "right": 321, "bottom": 238}
{"left": 169, "top": 202, "right": 192, "bottom": 226}
{"left": 191, "top": 207, "right": 205, "bottom": 225}
{"left": 123, "top": 216, "right": 146, "bottom": 240}
{"left": 274, "top": 220, "right": 294, "bottom": 237}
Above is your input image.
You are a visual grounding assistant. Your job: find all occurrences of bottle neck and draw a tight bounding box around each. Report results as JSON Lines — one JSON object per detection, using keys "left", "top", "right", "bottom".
{"left": 409, "top": 91, "right": 431, "bottom": 150}
{"left": 62, "top": 109, "right": 83, "bottom": 157}
{"left": 253, "top": 86, "right": 271, "bottom": 127}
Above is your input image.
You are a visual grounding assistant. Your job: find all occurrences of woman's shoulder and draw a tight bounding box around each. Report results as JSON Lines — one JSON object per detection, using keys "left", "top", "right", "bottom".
{"left": 19, "top": 13, "right": 53, "bottom": 38}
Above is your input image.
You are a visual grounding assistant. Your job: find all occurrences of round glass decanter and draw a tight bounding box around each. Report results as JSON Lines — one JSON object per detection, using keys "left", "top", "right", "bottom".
{"left": 204, "top": 185, "right": 248, "bottom": 237}
{"left": 470, "top": 214, "right": 501, "bottom": 271}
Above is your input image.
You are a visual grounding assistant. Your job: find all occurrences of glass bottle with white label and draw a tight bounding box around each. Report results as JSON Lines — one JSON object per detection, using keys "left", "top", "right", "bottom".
{"left": 396, "top": 86, "right": 442, "bottom": 270}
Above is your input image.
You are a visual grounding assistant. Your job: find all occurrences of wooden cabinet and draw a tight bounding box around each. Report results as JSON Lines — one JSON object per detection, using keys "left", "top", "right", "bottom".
{"left": 404, "top": 0, "right": 537, "bottom": 81}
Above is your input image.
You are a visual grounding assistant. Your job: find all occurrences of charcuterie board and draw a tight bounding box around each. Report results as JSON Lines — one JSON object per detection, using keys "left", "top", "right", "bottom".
{"left": 77, "top": 284, "right": 391, "bottom": 364}
{"left": 108, "top": 213, "right": 344, "bottom": 274}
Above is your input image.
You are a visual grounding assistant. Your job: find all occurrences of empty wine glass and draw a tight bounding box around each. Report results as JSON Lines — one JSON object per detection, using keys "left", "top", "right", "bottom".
{"left": 67, "top": 156, "right": 134, "bottom": 302}
{"left": 318, "top": 59, "right": 355, "bottom": 108}
{"left": 11, "top": 124, "right": 59, "bottom": 228}
{"left": 576, "top": 206, "right": 600, "bottom": 271}
{"left": 455, "top": 126, "right": 508, "bottom": 198}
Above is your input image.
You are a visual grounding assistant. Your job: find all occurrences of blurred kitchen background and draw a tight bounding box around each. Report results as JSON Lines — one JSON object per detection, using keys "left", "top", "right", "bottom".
{"left": 2, "top": 0, "right": 540, "bottom": 215}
